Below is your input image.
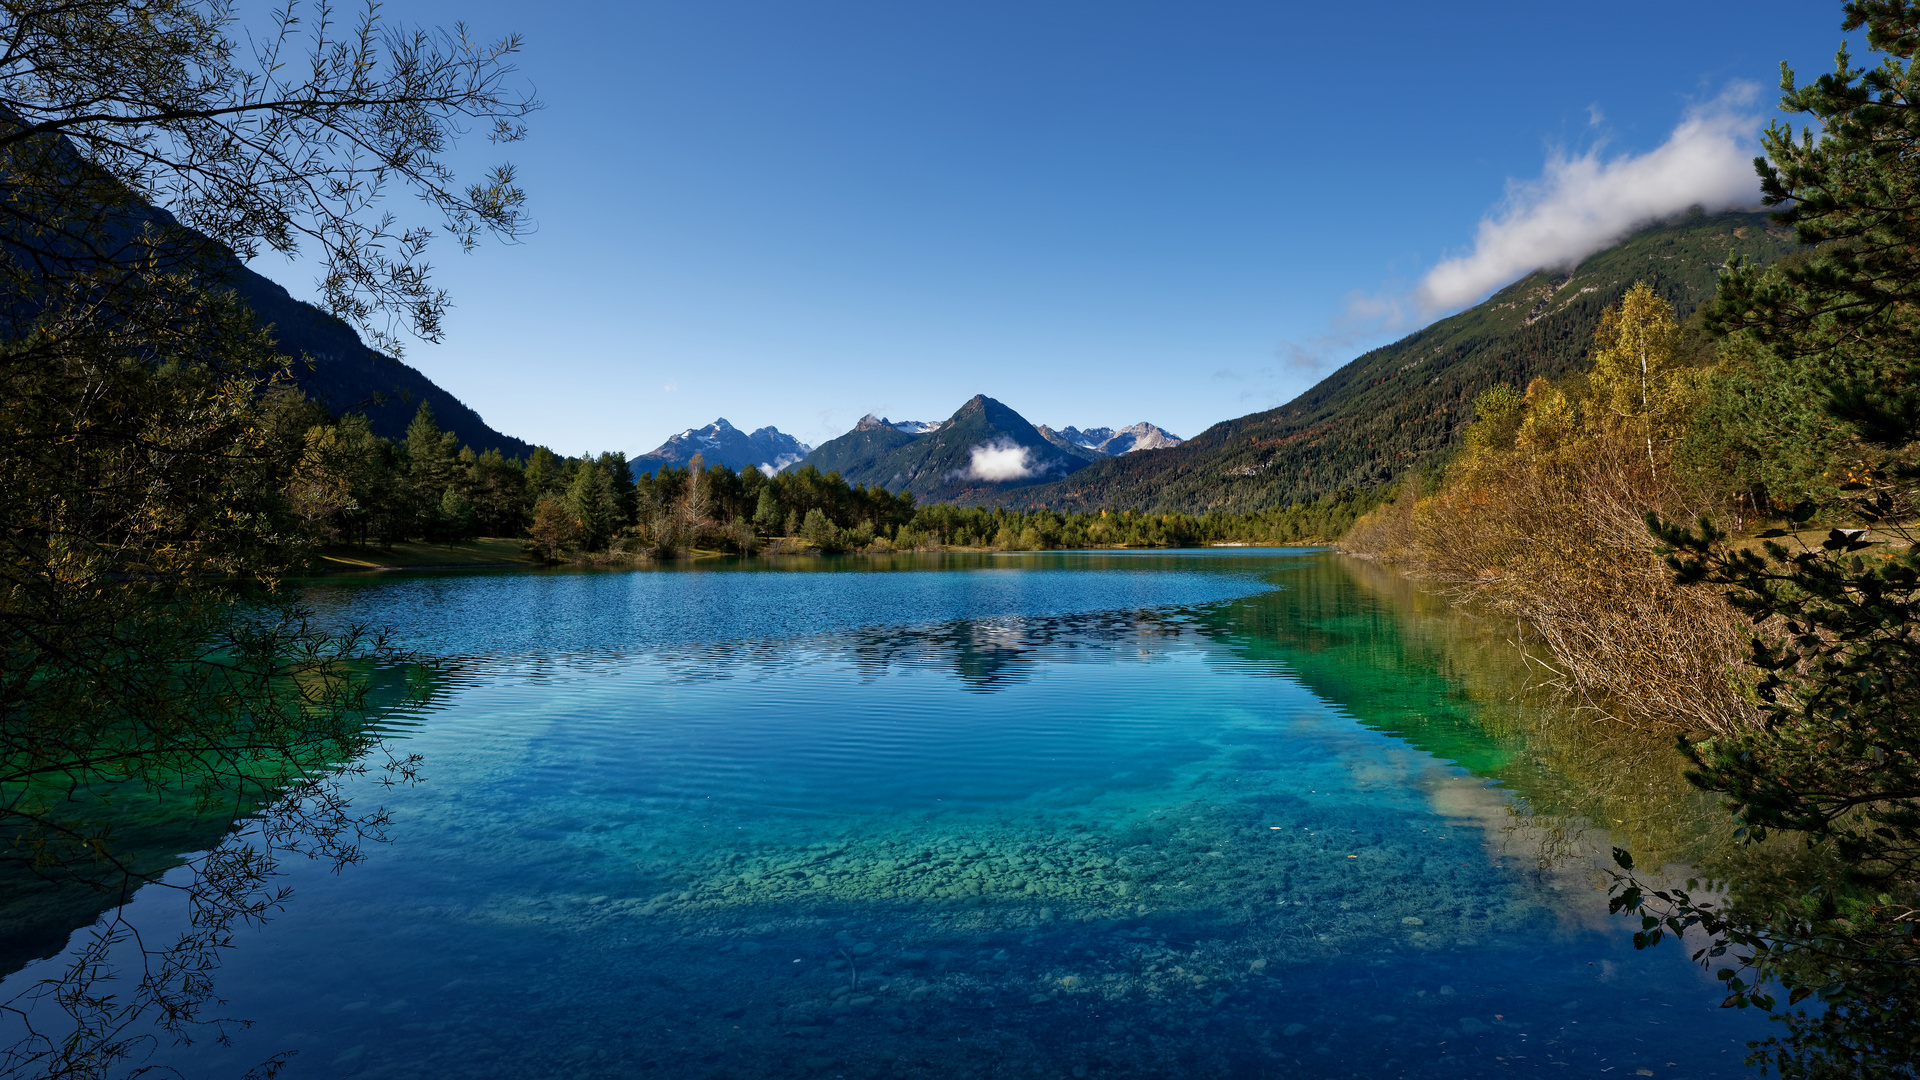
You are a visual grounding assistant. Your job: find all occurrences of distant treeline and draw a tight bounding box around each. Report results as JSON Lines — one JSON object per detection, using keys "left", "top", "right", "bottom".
{"left": 902, "top": 494, "right": 1381, "bottom": 552}
{"left": 303, "top": 402, "right": 1377, "bottom": 559}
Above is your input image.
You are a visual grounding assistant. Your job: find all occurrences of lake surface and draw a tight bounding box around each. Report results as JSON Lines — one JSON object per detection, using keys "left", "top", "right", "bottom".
{"left": 2, "top": 550, "right": 1772, "bottom": 1079}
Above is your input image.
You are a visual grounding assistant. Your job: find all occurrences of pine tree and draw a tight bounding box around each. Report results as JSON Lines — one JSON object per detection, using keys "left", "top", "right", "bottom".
{"left": 597, "top": 451, "right": 636, "bottom": 531}
{"left": 754, "top": 487, "right": 784, "bottom": 535}
{"left": 1623, "top": 6, "right": 1920, "bottom": 1074}
{"left": 524, "top": 446, "right": 563, "bottom": 503}
{"left": 565, "top": 461, "right": 614, "bottom": 552}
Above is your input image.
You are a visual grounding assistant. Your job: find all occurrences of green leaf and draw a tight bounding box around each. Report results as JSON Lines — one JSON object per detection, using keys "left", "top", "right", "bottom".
{"left": 1612, "top": 847, "right": 1635, "bottom": 871}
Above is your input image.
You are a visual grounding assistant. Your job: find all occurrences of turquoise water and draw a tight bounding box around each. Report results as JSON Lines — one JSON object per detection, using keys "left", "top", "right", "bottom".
{"left": 3, "top": 551, "right": 1769, "bottom": 1078}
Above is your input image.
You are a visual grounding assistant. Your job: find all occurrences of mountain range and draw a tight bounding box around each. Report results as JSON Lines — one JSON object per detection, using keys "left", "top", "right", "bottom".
{"left": 1037, "top": 422, "right": 1183, "bottom": 461}
{"left": 632, "top": 419, "right": 810, "bottom": 476}
{"left": 208, "top": 207, "right": 1805, "bottom": 514}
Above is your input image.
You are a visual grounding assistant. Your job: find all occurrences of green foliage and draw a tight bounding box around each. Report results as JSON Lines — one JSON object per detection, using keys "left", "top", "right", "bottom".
{"left": 907, "top": 491, "right": 1381, "bottom": 550}
{"left": 1464, "top": 384, "right": 1526, "bottom": 455}
{"left": 565, "top": 460, "right": 618, "bottom": 552}
{"left": 1677, "top": 329, "right": 1865, "bottom": 510}
{"left": 799, "top": 508, "right": 848, "bottom": 553}
{"left": 753, "top": 487, "right": 784, "bottom": 533}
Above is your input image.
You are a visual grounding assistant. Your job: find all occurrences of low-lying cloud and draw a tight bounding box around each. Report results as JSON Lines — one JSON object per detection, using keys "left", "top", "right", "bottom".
{"left": 1415, "top": 85, "right": 1763, "bottom": 312}
{"left": 962, "top": 439, "right": 1035, "bottom": 481}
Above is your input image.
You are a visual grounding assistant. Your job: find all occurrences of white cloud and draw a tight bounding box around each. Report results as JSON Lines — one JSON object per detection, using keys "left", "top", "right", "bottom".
{"left": 963, "top": 439, "right": 1035, "bottom": 481}
{"left": 1415, "top": 84, "right": 1763, "bottom": 313}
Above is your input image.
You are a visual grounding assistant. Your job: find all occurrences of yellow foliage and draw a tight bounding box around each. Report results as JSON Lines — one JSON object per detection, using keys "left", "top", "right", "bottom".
{"left": 1516, "top": 377, "right": 1577, "bottom": 455}
{"left": 1341, "top": 282, "right": 1753, "bottom": 735}
{"left": 1584, "top": 283, "right": 1704, "bottom": 470}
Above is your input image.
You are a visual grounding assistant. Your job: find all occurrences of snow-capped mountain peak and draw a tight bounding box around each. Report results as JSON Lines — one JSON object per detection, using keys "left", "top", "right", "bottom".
{"left": 635, "top": 419, "right": 811, "bottom": 476}
{"left": 1037, "top": 421, "right": 1183, "bottom": 459}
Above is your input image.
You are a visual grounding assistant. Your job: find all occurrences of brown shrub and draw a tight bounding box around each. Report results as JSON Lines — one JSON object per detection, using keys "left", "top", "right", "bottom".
{"left": 1346, "top": 422, "right": 1760, "bottom": 737}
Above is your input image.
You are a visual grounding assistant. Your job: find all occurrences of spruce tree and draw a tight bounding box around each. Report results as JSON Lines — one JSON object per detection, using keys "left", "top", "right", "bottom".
{"left": 566, "top": 461, "right": 616, "bottom": 552}
{"left": 754, "top": 487, "right": 784, "bottom": 535}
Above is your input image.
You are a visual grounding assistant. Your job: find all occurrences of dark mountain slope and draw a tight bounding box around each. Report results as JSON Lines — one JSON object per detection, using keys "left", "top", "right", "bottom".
{"left": 232, "top": 266, "right": 533, "bottom": 460}
{"left": 10, "top": 172, "right": 534, "bottom": 460}
{"left": 882, "top": 395, "right": 1087, "bottom": 500}
{"left": 992, "top": 210, "right": 1798, "bottom": 513}
{"left": 805, "top": 396, "right": 1087, "bottom": 499}
{"left": 803, "top": 415, "right": 923, "bottom": 479}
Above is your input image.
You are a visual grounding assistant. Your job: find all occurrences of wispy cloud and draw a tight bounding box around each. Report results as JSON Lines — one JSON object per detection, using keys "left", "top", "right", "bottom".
{"left": 1415, "top": 84, "right": 1763, "bottom": 312}
{"left": 1259, "top": 88, "right": 1764, "bottom": 388}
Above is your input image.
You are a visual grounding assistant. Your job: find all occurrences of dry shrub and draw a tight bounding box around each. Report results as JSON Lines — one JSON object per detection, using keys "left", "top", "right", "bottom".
{"left": 1347, "top": 427, "right": 1760, "bottom": 737}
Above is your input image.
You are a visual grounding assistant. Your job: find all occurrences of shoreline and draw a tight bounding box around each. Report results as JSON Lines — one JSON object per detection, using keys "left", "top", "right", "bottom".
{"left": 301, "top": 539, "right": 1328, "bottom": 577}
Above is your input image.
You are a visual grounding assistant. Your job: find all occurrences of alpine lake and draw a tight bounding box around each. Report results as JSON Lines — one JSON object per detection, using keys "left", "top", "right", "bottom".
{"left": 2, "top": 549, "right": 1780, "bottom": 1079}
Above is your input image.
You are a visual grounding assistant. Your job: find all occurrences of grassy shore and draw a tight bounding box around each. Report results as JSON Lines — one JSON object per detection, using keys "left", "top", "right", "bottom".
{"left": 310, "top": 537, "right": 542, "bottom": 573}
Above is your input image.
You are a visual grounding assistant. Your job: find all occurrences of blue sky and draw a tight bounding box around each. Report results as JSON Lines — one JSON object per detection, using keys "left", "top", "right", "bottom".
{"left": 248, "top": 0, "right": 1852, "bottom": 457}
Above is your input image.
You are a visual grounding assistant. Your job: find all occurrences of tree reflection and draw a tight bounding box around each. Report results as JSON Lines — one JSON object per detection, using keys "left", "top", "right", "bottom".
{"left": 0, "top": 637, "right": 440, "bottom": 1079}
{"left": 1300, "top": 555, "right": 1917, "bottom": 1079}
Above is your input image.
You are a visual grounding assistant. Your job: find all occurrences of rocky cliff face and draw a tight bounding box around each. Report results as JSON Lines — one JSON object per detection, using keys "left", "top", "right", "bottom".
{"left": 634, "top": 419, "right": 810, "bottom": 476}
{"left": 1038, "top": 422, "right": 1184, "bottom": 460}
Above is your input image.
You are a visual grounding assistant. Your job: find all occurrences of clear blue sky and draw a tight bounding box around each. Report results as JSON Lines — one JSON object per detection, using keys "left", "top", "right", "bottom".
{"left": 248, "top": 0, "right": 1852, "bottom": 457}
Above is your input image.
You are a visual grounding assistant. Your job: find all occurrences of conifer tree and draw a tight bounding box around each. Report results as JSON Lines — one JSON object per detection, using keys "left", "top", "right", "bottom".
{"left": 1624, "top": 6, "right": 1920, "bottom": 1074}
{"left": 524, "top": 446, "right": 563, "bottom": 503}
{"left": 565, "top": 461, "right": 613, "bottom": 552}
{"left": 597, "top": 451, "right": 636, "bottom": 531}
{"left": 754, "top": 487, "right": 784, "bottom": 535}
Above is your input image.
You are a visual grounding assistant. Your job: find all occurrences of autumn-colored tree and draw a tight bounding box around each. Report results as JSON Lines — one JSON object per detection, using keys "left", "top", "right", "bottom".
{"left": 527, "top": 497, "right": 576, "bottom": 562}
{"left": 1587, "top": 283, "right": 1706, "bottom": 476}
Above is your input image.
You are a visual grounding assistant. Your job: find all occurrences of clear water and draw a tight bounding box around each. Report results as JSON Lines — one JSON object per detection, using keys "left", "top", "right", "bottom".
{"left": 4, "top": 550, "right": 1770, "bottom": 1078}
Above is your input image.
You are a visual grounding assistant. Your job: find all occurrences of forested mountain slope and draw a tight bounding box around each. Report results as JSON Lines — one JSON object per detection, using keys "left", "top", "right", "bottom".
{"left": 994, "top": 210, "right": 1798, "bottom": 513}
{"left": 803, "top": 415, "right": 924, "bottom": 478}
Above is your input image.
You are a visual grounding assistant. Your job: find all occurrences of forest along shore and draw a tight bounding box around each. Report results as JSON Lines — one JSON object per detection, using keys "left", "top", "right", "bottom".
{"left": 306, "top": 518, "right": 1359, "bottom": 574}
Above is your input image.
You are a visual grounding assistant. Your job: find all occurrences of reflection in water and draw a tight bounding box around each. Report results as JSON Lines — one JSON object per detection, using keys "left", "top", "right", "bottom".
{"left": 0, "top": 662, "right": 449, "bottom": 1078}
{"left": 0, "top": 551, "right": 1780, "bottom": 1078}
